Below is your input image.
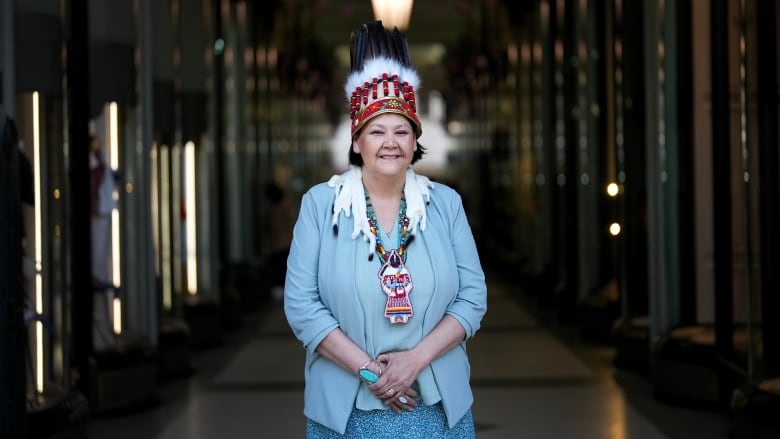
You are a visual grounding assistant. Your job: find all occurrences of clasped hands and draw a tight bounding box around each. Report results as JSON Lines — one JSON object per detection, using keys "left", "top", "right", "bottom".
{"left": 367, "top": 350, "right": 422, "bottom": 413}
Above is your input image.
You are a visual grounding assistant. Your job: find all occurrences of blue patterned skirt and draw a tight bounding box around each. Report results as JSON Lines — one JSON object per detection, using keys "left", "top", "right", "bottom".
{"left": 306, "top": 403, "right": 474, "bottom": 439}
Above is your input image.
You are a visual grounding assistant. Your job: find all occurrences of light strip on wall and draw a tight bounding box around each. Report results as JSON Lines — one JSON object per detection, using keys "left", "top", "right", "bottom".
{"left": 109, "top": 103, "right": 121, "bottom": 285}
{"left": 32, "top": 91, "right": 44, "bottom": 393}
{"left": 109, "top": 102, "right": 119, "bottom": 170}
{"left": 108, "top": 102, "right": 122, "bottom": 334}
{"left": 184, "top": 141, "right": 198, "bottom": 294}
{"left": 161, "top": 146, "right": 172, "bottom": 309}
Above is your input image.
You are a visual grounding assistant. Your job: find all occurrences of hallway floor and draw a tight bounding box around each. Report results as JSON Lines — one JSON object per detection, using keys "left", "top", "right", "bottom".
{"left": 85, "top": 271, "right": 736, "bottom": 438}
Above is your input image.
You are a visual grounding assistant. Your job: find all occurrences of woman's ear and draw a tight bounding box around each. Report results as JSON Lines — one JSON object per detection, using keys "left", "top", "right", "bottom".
{"left": 352, "top": 140, "right": 360, "bottom": 154}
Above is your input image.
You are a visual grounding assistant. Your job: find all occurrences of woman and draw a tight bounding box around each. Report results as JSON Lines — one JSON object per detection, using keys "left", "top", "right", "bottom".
{"left": 284, "top": 21, "right": 487, "bottom": 438}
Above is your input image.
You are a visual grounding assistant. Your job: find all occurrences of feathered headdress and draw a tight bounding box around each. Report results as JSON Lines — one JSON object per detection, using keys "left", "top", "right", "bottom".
{"left": 344, "top": 21, "right": 422, "bottom": 138}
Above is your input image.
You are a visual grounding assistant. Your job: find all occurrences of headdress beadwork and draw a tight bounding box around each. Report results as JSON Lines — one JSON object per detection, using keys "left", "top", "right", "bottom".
{"left": 344, "top": 21, "right": 422, "bottom": 138}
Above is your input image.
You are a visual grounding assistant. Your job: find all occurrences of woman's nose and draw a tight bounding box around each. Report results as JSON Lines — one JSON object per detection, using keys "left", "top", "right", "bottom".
{"left": 383, "top": 136, "right": 400, "bottom": 146}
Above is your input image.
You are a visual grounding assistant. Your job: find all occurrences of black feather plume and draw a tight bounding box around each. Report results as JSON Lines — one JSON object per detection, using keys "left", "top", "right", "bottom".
{"left": 349, "top": 21, "right": 412, "bottom": 73}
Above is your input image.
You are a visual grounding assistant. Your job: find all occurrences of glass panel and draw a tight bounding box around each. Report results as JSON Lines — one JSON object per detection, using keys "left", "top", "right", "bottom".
{"left": 15, "top": 91, "right": 70, "bottom": 404}
{"left": 740, "top": 0, "right": 762, "bottom": 381}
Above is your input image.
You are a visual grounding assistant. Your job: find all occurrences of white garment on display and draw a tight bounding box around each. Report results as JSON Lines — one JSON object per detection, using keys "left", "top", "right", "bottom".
{"left": 91, "top": 216, "right": 111, "bottom": 283}
{"left": 90, "top": 152, "right": 117, "bottom": 215}
{"left": 90, "top": 152, "right": 116, "bottom": 283}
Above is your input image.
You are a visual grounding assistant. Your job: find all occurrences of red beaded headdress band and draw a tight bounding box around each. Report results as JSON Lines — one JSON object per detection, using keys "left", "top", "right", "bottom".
{"left": 345, "top": 22, "right": 422, "bottom": 138}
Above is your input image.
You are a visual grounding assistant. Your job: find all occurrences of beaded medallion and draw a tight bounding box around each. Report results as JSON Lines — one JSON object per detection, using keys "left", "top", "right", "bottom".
{"left": 365, "top": 190, "right": 413, "bottom": 324}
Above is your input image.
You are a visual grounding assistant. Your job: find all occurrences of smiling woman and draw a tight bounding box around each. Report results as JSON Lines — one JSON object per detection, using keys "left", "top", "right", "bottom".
{"left": 353, "top": 114, "right": 417, "bottom": 233}
{"left": 283, "top": 20, "right": 487, "bottom": 439}
{"left": 353, "top": 115, "right": 416, "bottom": 175}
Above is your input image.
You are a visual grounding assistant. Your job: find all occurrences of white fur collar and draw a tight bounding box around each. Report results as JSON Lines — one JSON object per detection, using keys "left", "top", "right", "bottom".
{"left": 327, "top": 166, "right": 433, "bottom": 258}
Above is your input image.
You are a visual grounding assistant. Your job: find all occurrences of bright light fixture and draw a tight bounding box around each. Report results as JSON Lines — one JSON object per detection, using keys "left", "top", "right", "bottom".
{"left": 108, "top": 102, "right": 122, "bottom": 334}
{"left": 33, "top": 92, "right": 44, "bottom": 394}
{"left": 371, "top": 0, "right": 414, "bottom": 30}
{"left": 184, "top": 141, "right": 198, "bottom": 294}
{"left": 606, "top": 182, "right": 619, "bottom": 197}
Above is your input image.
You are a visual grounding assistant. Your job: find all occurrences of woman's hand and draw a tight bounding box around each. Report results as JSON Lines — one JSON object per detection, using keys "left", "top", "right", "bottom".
{"left": 369, "top": 350, "right": 424, "bottom": 412}
{"left": 369, "top": 317, "right": 468, "bottom": 412}
{"left": 386, "top": 386, "right": 419, "bottom": 413}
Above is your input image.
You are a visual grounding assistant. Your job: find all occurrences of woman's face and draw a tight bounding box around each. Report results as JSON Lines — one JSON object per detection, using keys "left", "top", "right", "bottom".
{"left": 353, "top": 113, "right": 416, "bottom": 179}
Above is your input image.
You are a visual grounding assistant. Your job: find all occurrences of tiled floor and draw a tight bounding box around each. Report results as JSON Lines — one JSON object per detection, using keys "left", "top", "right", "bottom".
{"left": 86, "top": 272, "right": 736, "bottom": 438}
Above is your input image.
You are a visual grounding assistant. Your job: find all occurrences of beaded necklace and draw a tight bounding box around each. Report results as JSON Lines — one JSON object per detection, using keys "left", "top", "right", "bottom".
{"left": 364, "top": 188, "right": 414, "bottom": 324}
{"left": 364, "top": 190, "right": 411, "bottom": 263}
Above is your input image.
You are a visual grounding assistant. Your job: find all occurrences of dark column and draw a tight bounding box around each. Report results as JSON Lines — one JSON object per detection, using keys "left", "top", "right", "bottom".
{"left": 66, "top": 0, "right": 95, "bottom": 399}
{"left": 590, "top": 0, "right": 611, "bottom": 286}
{"left": 620, "top": 0, "right": 648, "bottom": 318}
{"left": 755, "top": 0, "right": 780, "bottom": 377}
{"left": 541, "top": 0, "right": 558, "bottom": 294}
{"left": 213, "top": 0, "right": 227, "bottom": 292}
{"left": 559, "top": 0, "right": 579, "bottom": 313}
{"left": 675, "top": 0, "right": 696, "bottom": 326}
{"left": 710, "top": 0, "right": 734, "bottom": 361}
{"left": 0, "top": 117, "right": 26, "bottom": 439}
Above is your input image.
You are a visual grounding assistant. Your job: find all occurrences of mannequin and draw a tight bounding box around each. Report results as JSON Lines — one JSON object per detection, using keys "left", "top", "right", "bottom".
{"left": 89, "top": 135, "right": 116, "bottom": 350}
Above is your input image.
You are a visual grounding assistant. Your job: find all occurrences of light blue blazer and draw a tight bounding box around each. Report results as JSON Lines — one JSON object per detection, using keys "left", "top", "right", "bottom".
{"left": 284, "top": 179, "right": 487, "bottom": 434}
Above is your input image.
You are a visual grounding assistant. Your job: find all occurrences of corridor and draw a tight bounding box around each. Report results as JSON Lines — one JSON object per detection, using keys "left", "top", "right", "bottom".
{"left": 84, "top": 270, "right": 735, "bottom": 439}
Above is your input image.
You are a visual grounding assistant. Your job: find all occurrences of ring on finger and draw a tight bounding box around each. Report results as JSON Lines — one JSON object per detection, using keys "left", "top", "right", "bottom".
{"left": 398, "top": 395, "right": 409, "bottom": 404}
{"left": 386, "top": 388, "right": 395, "bottom": 396}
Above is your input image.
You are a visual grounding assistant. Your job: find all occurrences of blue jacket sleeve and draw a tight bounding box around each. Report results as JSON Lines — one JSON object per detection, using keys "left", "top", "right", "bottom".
{"left": 284, "top": 188, "right": 340, "bottom": 356}
{"left": 443, "top": 191, "right": 487, "bottom": 339}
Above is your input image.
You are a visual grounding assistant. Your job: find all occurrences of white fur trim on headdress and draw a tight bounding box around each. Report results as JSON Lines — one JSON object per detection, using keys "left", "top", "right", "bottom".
{"left": 343, "top": 57, "right": 421, "bottom": 101}
{"left": 328, "top": 166, "right": 433, "bottom": 258}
